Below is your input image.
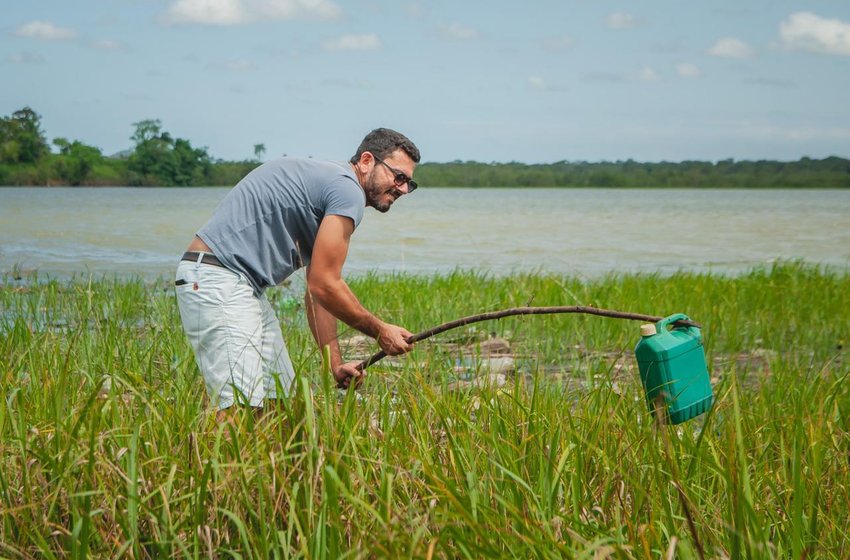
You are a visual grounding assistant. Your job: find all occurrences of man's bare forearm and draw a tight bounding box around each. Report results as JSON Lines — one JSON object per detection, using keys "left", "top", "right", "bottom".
{"left": 307, "top": 275, "right": 384, "bottom": 338}
{"left": 304, "top": 289, "right": 343, "bottom": 368}
{"left": 305, "top": 215, "right": 413, "bottom": 358}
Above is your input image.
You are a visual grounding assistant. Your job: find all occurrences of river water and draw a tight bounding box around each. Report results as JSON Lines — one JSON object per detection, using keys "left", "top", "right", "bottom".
{"left": 1, "top": 187, "right": 848, "bottom": 281}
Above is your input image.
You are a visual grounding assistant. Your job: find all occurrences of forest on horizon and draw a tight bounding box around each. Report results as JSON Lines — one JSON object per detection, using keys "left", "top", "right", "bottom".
{"left": 2, "top": 106, "right": 849, "bottom": 188}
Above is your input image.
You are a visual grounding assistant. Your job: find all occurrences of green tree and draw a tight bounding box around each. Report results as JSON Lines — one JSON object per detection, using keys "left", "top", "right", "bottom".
{"left": 128, "top": 119, "right": 210, "bottom": 185}
{"left": 128, "top": 119, "right": 172, "bottom": 183}
{"left": 172, "top": 138, "right": 211, "bottom": 185}
{"left": 130, "top": 118, "right": 165, "bottom": 145}
{"left": 253, "top": 143, "right": 266, "bottom": 161}
{"left": 0, "top": 106, "right": 49, "bottom": 163}
{"left": 52, "top": 137, "right": 103, "bottom": 185}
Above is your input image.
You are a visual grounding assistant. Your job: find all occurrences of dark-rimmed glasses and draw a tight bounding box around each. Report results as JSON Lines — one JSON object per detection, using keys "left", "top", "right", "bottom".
{"left": 374, "top": 155, "right": 418, "bottom": 192}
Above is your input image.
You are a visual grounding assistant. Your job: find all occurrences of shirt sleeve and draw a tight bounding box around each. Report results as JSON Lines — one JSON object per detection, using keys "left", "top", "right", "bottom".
{"left": 322, "top": 176, "right": 366, "bottom": 228}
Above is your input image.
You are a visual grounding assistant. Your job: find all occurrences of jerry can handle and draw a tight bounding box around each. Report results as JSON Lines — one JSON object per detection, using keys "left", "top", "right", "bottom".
{"left": 656, "top": 312, "right": 692, "bottom": 332}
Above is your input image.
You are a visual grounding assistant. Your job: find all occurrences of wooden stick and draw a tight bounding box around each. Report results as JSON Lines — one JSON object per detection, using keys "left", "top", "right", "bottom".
{"left": 357, "top": 306, "right": 699, "bottom": 370}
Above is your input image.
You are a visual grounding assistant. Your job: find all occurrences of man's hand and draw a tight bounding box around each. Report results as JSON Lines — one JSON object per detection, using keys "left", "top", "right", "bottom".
{"left": 333, "top": 362, "right": 364, "bottom": 389}
{"left": 377, "top": 323, "right": 414, "bottom": 356}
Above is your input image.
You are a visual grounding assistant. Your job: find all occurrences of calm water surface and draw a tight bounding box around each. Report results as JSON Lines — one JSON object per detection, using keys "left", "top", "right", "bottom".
{"left": 1, "top": 187, "right": 848, "bottom": 281}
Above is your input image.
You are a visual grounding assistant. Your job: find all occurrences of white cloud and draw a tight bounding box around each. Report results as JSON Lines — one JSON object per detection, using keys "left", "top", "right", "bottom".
{"left": 780, "top": 11, "right": 850, "bottom": 56}
{"left": 543, "top": 36, "right": 574, "bottom": 51}
{"left": 638, "top": 66, "right": 660, "bottom": 82}
{"left": 528, "top": 76, "right": 546, "bottom": 91}
{"left": 6, "top": 52, "right": 45, "bottom": 64}
{"left": 676, "top": 63, "right": 701, "bottom": 78}
{"left": 260, "top": 0, "right": 340, "bottom": 20}
{"left": 708, "top": 37, "right": 755, "bottom": 58}
{"left": 439, "top": 23, "right": 480, "bottom": 40}
{"left": 322, "top": 34, "right": 381, "bottom": 52}
{"left": 163, "top": 0, "right": 341, "bottom": 26}
{"left": 607, "top": 12, "right": 638, "bottom": 30}
{"left": 164, "top": 0, "right": 246, "bottom": 25}
{"left": 15, "top": 21, "right": 78, "bottom": 41}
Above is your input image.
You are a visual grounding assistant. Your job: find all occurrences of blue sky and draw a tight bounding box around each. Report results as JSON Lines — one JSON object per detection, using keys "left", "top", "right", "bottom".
{"left": 3, "top": 1, "right": 850, "bottom": 163}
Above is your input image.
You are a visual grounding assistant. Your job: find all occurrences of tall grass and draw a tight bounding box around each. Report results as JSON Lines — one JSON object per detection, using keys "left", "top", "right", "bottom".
{"left": 0, "top": 262, "right": 848, "bottom": 558}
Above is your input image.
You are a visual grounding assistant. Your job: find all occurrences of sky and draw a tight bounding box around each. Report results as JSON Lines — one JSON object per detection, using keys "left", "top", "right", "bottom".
{"left": 3, "top": 0, "right": 850, "bottom": 164}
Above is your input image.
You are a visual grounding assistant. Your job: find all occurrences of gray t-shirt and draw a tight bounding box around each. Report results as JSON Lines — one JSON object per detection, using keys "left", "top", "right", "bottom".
{"left": 198, "top": 156, "right": 365, "bottom": 295}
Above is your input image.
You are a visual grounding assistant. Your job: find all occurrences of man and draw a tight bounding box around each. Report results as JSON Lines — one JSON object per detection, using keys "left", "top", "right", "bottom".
{"left": 175, "top": 128, "right": 420, "bottom": 416}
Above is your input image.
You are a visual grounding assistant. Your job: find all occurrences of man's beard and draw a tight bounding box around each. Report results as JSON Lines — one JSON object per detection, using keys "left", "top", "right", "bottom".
{"left": 363, "top": 172, "right": 398, "bottom": 213}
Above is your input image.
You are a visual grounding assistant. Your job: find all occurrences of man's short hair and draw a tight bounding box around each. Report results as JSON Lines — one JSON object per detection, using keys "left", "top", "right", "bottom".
{"left": 350, "top": 128, "right": 421, "bottom": 164}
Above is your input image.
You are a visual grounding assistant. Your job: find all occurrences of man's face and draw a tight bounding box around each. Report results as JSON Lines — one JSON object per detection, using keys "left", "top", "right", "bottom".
{"left": 361, "top": 149, "right": 417, "bottom": 213}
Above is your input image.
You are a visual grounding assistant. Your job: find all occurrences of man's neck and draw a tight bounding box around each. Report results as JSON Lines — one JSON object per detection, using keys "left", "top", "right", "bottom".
{"left": 350, "top": 162, "right": 364, "bottom": 188}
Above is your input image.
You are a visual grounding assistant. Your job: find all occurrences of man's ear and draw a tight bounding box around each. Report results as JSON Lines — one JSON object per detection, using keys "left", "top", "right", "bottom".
{"left": 353, "top": 151, "right": 374, "bottom": 174}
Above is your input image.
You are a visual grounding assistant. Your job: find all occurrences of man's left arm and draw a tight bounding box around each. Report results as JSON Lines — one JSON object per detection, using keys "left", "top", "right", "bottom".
{"left": 305, "top": 215, "right": 413, "bottom": 381}
{"left": 304, "top": 287, "right": 360, "bottom": 387}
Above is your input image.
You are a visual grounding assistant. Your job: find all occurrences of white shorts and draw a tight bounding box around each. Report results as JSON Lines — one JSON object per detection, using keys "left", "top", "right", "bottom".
{"left": 175, "top": 257, "right": 296, "bottom": 410}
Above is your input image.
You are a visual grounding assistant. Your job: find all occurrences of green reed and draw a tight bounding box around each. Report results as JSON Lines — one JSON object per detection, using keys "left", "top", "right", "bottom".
{"left": 0, "top": 261, "right": 848, "bottom": 558}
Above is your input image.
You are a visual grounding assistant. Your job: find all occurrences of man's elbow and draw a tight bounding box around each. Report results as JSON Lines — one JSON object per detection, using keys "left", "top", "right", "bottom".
{"left": 307, "top": 276, "right": 336, "bottom": 305}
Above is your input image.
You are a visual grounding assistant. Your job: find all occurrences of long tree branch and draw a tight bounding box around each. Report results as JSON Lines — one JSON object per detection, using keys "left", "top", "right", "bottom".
{"left": 357, "top": 306, "right": 699, "bottom": 370}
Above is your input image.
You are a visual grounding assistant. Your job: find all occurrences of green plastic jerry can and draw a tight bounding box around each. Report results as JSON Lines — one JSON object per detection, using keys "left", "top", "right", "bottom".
{"left": 634, "top": 313, "right": 713, "bottom": 424}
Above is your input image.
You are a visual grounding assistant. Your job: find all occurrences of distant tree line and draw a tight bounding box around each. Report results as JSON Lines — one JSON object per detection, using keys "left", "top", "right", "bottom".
{"left": 0, "top": 107, "right": 257, "bottom": 186}
{"left": 413, "top": 158, "right": 850, "bottom": 188}
{"left": 1, "top": 106, "right": 848, "bottom": 188}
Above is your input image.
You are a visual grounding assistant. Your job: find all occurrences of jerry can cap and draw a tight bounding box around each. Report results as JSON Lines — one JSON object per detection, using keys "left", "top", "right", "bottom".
{"left": 640, "top": 323, "right": 657, "bottom": 337}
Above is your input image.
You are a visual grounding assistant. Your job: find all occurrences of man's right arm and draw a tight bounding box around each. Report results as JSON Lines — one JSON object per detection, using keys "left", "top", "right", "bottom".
{"left": 306, "top": 214, "right": 412, "bottom": 356}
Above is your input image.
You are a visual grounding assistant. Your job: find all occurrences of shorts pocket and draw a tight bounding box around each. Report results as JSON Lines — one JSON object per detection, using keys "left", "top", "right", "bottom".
{"left": 175, "top": 261, "right": 201, "bottom": 292}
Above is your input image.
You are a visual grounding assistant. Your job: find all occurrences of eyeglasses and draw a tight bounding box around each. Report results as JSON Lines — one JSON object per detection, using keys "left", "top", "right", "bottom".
{"left": 374, "top": 155, "right": 418, "bottom": 192}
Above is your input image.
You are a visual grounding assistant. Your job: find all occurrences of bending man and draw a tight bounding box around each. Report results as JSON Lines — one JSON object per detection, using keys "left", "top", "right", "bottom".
{"left": 175, "top": 128, "right": 420, "bottom": 416}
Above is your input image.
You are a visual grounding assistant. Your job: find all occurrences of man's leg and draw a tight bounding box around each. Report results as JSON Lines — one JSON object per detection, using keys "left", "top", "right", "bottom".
{"left": 259, "top": 294, "right": 296, "bottom": 404}
{"left": 175, "top": 259, "right": 267, "bottom": 411}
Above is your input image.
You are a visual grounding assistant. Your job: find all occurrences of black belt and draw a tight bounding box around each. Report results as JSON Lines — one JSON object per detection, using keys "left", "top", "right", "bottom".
{"left": 181, "top": 251, "right": 225, "bottom": 268}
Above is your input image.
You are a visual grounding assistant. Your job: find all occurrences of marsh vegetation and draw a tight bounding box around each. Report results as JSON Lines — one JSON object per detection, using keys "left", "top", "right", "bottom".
{"left": 1, "top": 262, "right": 848, "bottom": 557}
